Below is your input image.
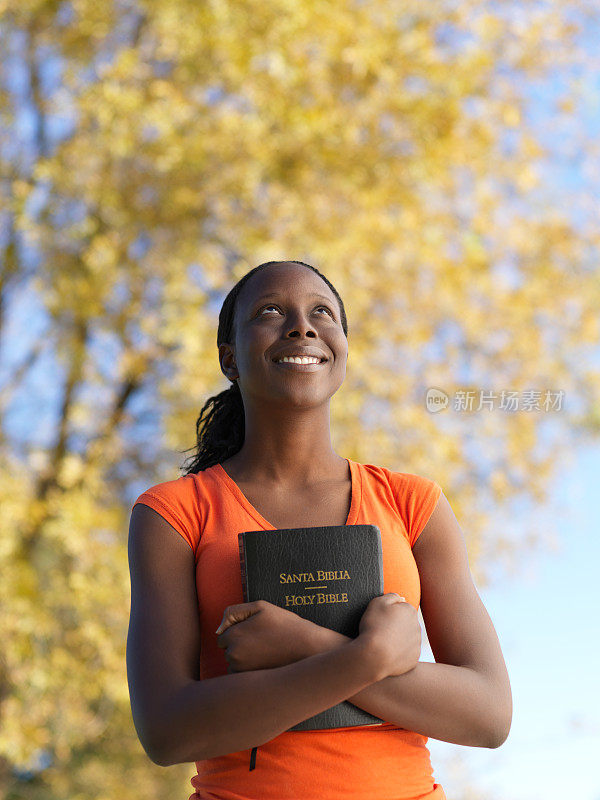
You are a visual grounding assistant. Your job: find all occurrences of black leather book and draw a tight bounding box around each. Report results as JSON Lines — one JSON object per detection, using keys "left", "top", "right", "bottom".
{"left": 237, "top": 523, "right": 385, "bottom": 730}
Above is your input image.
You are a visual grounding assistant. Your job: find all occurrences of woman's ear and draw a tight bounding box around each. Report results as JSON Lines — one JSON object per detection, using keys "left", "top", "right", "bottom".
{"left": 218, "top": 343, "right": 238, "bottom": 380}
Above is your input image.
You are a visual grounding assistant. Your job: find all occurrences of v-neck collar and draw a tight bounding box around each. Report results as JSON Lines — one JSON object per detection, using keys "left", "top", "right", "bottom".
{"left": 211, "top": 457, "right": 361, "bottom": 530}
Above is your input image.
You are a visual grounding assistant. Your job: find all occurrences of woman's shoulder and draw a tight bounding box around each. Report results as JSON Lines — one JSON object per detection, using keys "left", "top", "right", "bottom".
{"left": 359, "top": 460, "right": 441, "bottom": 495}
{"left": 358, "top": 461, "right": 443, "bottom": 547}
{"left": 133, "top": 471, "right": 204, "bottom": 506}
{"left": 131, "top": 470, "right": 215, "bottom": 556}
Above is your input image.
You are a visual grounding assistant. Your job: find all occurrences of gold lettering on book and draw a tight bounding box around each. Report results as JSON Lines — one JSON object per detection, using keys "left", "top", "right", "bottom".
{"left": 284, "top": 592, "right": 349, "bottom": 606}
{"left": 279, "top": 569, "right": 351, "bottom": 583}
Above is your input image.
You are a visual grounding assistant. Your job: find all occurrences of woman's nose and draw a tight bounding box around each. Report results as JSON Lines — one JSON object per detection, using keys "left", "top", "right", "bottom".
{"left": 282, "top": 311, "right": 318, "bottom": 336}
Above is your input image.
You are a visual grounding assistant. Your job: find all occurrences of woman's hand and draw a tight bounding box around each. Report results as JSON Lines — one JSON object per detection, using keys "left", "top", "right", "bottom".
{"left": 215, "top": 600, "right": 317, "bottom": 673}
{"left": 357, "top": 593, "right": 421, "bottom": 679}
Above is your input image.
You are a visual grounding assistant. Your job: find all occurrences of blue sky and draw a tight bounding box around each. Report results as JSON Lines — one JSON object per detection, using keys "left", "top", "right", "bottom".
{"left": 423, "top": 443, "right": 600, "bottom": 800}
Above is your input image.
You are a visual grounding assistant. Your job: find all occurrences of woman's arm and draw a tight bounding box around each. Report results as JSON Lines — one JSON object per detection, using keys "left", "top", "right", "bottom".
{"left": 165, "top": 634, "right": 383, "bottom": 766}
{"left": 302, "top": 492, "right": 513, "bottom": 749}
{"left": 127, "top": 504, "right": 385, "bottom": 768}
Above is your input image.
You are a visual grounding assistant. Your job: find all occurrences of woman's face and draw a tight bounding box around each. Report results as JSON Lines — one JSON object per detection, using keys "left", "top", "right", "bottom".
{"left": 220, "top": 262, "right": 348, "bottom": 409}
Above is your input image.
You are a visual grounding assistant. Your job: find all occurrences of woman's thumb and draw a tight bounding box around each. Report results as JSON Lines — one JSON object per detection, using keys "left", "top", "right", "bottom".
{"left": 215, "top": 603, "right": 255, "bottom": 634}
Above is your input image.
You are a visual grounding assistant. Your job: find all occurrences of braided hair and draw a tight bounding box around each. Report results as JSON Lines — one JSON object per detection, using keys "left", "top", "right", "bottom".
{"left": 179, "top": 260, "right": 349, "bottom": 475}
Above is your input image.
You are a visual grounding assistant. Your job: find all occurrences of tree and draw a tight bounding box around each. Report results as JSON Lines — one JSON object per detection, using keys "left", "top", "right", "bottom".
{"left": 1, "top": 0, "right": 598, "bottom": 795}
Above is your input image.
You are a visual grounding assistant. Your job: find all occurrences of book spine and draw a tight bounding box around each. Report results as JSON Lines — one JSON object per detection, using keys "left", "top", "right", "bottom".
{"left": 237, "top": 533, "right": 248, "bottom": 603}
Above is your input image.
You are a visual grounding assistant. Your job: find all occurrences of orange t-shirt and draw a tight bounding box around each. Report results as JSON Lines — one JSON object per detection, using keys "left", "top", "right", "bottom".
{"left": 133, "top": 458, "right": 445, "bottom": 800}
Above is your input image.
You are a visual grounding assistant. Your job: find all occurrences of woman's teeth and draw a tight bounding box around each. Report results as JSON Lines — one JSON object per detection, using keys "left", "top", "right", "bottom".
{"left": 277, "top": 356, "right": 321, "bottom": 364}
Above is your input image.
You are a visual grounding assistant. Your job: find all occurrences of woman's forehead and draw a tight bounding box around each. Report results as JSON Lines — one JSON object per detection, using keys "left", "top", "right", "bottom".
{"left": 239, "top": 264, "right": 334, "bottom": 306}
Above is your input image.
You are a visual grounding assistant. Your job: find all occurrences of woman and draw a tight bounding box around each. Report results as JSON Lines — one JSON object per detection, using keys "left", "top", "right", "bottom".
{"left": 127, "top": 260, "right": 512, "bottom": 800}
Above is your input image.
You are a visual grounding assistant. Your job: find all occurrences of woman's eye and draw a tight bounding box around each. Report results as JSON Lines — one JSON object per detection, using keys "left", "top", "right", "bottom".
{"left": 259, "top": 305, "right": 334, "bottom": 317}
{"left": 316, "top": 306, "right": 334, "bottom": 317}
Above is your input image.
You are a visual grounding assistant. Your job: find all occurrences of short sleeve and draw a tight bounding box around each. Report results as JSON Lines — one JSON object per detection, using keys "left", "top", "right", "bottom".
{"left": 390, "top": 472, "right": 443, "bottom": 548}
{"left": 132, "top": 475, "right": 202, "bottom": 556}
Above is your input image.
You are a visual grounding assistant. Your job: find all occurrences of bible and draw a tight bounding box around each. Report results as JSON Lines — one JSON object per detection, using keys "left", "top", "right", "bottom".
{"left": 237, "top": 523, "right": 385, "bottom": 730}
